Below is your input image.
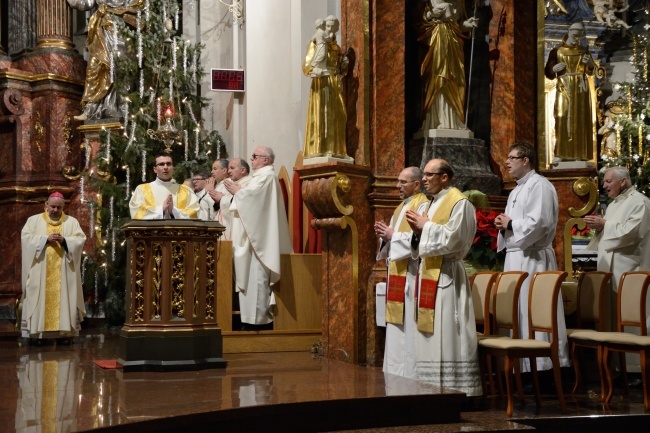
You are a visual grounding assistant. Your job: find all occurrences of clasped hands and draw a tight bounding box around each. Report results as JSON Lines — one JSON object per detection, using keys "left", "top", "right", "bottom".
{"left": 494, "top": 213, "right": 511, "bottom": 231}
{"left": 47, "top": 233, "right": 65, "bottom": 244}
{"left": 163, "top": 194, "right": 174, "bottom": 215}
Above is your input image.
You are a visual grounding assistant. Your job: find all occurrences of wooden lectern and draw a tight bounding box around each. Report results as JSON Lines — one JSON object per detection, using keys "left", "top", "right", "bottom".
{"left": 118, "top": 220, "right": 227, "bottom": 371}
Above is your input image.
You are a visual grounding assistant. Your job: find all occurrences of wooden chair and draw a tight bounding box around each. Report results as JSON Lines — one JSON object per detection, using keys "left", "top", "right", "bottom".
{"left": 477, "top": 271, "right": 528, "bottom": 399}
{"left": 567, "top": 271, "right": 612, "bottom": 400}
{"left": 600, "top": 271, "right": 650, "bottom": 410}
{"left": 479, "top": 271, "right": 568, "bottom": 417}
{"left": 470, "top": 271, "right": 498, "bottom": 336}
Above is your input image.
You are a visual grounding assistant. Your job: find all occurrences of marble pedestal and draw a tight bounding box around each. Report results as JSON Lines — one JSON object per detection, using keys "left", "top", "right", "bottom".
{"left": 408, "top": 136, "right": 501, "bottom": 195}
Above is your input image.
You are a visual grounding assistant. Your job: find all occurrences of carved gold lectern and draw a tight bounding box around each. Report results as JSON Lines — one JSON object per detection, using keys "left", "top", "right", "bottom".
{"left": 118, "top": 220, "right": 227, "bottom": 371}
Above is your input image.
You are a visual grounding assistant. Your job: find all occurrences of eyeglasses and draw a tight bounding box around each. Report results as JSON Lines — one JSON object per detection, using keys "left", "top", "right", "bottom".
{"left": 156, "top": 162, "right": 173, "bottom": 167}
{"left": 506, "top": 156, "right": 525, "bottom": 161}
{"left": 423, "top": 172, "right": 443, "bottom": 177}
{"left": 192, "top": 178, "right": 205, "bottom": 182}
{"left": 251, "top": 154, "right": 268, "bottom": 160}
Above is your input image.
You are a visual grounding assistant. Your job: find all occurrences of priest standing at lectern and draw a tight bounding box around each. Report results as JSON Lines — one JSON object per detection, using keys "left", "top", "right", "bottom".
{"left": 21, "top": 193, "right": 87, "bottom": 345}
{"left": 226, "top": 147, "right": 293, "bottom": 328}
{"left": 129, "top": 154, "right": 200, "bottom": 219}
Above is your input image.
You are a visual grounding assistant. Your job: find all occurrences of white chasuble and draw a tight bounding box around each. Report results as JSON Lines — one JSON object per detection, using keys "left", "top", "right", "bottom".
{"left": 229, "top": 166, "right": 292, "bottom": 325}
{"left": 21, "top": 213, "right": 86, "bottom": 338}
{"left": 412, "top": 187, "right": 482, "bottom": 397}
{"left": 129, "top": 178, "right": 199, "bottom": 219}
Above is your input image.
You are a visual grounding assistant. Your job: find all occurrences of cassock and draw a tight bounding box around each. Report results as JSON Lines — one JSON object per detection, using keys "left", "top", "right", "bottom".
{"left": 196, "top": 189, "right": 216, "bottom": 221}
{"left": 412, "top": 187, "right": 482, "bottom": 397}
{"left": 497, "top": 170, "right": 570, "bottom": 371}
{"left": 21, "top": 212, "right": 86, "bottom": 339}
{"left": 217, "top": 176, "right": 251, "bottom": 240}
{"left": 588, "top": 186, "right": 650, "bottom": 334}
{"left": 379, "top": 193, "right": 429, "bottom": 378}
{"left": 229, "top": 166, "right": 293, "bottom": 325}
{"left": 129, "top": 178, "right": 199, "bottom": 219}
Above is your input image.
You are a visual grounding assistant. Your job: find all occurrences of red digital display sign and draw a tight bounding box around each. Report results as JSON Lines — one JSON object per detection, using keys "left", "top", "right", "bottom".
{"left": 211, "top": 68, "right": 245, "bottom": 92}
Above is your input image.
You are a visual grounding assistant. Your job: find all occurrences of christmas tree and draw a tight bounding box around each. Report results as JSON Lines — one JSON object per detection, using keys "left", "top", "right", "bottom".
{"left": 80, "top": 0, "right": 225, "bottom": 325}
{"left": 600, "top": 3, "right": 650, "bottom": 197}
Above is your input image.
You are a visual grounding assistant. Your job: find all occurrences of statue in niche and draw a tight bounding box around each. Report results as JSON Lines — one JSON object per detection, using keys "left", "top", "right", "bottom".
{"left": 302, "top": 15, "right": 350, "bottom": 159}
{"left": 598, "top": 102, "right": 624, "bottom": 158}
{"left": 418, "top": 0, "right": 478, "bottom": 131}
{"left": 544, "top": 21, "right": 596, "bottom": 161}
{"left": 67, "top": 0, "right": 143, "bottom": 121}
{"left": 593, "top": 0, "right": 631, "bottom": 30}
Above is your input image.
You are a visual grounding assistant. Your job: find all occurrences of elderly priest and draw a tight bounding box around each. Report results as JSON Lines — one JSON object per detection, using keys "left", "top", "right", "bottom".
{"left": 21, "top": 192, "right": 87, "bottom": 345}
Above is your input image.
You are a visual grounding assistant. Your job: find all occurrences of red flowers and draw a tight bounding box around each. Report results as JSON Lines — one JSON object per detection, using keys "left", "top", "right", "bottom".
{"left": 467, "top": 209, "right": 504, "bottom": 270}
{"left": 571, "top": 225, "right": 591, "bottom": 237}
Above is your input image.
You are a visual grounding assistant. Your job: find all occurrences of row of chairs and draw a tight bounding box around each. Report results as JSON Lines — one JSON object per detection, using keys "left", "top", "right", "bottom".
{"left": 469, "top": 270, "right": 650, "bottom": 417}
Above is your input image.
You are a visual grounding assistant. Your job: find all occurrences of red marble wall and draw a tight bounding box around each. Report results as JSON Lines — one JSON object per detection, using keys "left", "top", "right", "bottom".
{"left": 489, "top": 0, "right": 538, "bottom": 182}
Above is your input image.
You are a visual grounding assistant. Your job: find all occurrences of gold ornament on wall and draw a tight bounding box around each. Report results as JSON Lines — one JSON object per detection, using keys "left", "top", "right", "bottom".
{"left": 34, "top": 112, "right": 44, "bottom": 153}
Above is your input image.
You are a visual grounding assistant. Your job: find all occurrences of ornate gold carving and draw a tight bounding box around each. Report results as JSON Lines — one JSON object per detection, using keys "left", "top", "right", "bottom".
{"left": 193, "top": 243, "right": 200, "bottom": 319}
{"left": 34, "top": 112, "right": 44, "bottom": 153}
{"left": 171, "top": 241, "right": 186, "bottom": 319}
{"left": 205, "top": 241, "right": 216, "bottom": 320}
{"left": 0, "top": 71, "right": 84, "bottom": 86}
{"left": 152, "top": 242, "right": 163, "bottom": 320}
{"left": 76, "top": 122, "right": 123, "bottom": 133}
{"left": 63, "top": 115, "right": 74, "bottom": 154}
{"left": 568, "top": 177, "right": 599, "bottom": 217}
{"left": 62, "top": 166, "right": 81, "bottom": 180}
{"left": 563, "top": 217, "right": 587, "bottom": 282}
{"left": 133, "top": 241, "right": 146, "bottom": 322}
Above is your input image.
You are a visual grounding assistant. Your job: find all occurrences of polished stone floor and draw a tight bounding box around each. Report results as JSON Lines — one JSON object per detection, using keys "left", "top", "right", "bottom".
{"left": 1, "top": 330, "right": 649, "bottom": 433}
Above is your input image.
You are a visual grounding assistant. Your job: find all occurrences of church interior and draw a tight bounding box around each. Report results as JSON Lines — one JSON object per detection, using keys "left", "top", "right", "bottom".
{"left": 2, "top": 0, "right": 650, "bottom": 432}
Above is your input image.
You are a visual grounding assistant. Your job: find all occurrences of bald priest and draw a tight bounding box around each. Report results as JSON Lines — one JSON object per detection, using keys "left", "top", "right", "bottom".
{"left": 20, "top": 192, "right": 87, "bottom": 344}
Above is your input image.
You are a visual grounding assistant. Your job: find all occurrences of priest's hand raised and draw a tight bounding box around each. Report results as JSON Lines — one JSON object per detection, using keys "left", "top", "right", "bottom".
{"left": 405, "top": 209, "right": 428, "bottom": 234}
{"left": 224, "top": 179, "right": 241, "bottom": 195}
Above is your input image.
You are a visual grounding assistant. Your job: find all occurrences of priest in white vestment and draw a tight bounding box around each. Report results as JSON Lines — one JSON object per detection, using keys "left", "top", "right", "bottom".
{"left": 226, "top": 147, "right": 293, "bottom": 326}
{"left": 405, "top": 159, "right": 482, "bottom": 397}
{"left": 585, "top": 166, "right": 650, "bottom": 370}
{"left": 495, "top": 142, "right": 570, "bottom": 372}
{"left": 375, "top": 167, "right": 429, "bottom": 378}
{"left": 207, "top": 158, "right": 251, "bottom": 240}
{"left": 129, "top": 154, "right": 199, "bottom": 219}
{"left": 21, "top": 192, "right": 86, "bottom": 343}
{"left": 191, "top": 169, "right": 215, "bottom": 221}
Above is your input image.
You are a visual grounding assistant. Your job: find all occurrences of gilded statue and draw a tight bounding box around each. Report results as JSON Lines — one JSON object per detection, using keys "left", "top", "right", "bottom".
{"left": 544, "top": 22, "right": 596, "bottom": 161}
{"left": 303, "top": 15, "right": 350, "bottom": 159}
{"left": 67, "top": 0, "right": 143, "bottom": 121}
{"left": 419, "top": 0, "right": 478, "bottom": 131}
{"left": 598, "top": 102, "right": 624, "bottom": 158}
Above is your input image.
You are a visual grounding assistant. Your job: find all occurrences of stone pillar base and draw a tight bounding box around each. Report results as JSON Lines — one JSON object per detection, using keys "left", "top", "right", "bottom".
{"left": 409, "top": 136, "right": 501, "bottom": 195}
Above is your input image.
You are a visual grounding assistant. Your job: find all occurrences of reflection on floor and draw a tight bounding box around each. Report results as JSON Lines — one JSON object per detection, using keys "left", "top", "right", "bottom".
{"left": 1, "top": 330, "right": 649, "bottom": 433}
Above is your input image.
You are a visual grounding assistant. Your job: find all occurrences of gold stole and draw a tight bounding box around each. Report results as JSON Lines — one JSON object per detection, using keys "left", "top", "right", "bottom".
{"left": 386, "top": 193, "right": 429, "bottom": 325}
{"left": 135, "top": 183, "right": 197, "bottom": 219}
{"left": 44, "top": 212, "right": 66, "bottom": 331}
{"left": 418, "top": 188, "right": 467, "bottom": 334}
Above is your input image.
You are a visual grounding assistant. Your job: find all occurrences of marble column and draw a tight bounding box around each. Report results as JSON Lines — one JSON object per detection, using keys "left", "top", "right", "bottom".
{"left": 489, "top": 0, "right": 537, "bottom": 180}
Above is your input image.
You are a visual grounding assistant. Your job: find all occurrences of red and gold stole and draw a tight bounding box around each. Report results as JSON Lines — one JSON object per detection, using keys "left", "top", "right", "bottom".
{"left": 417, "top": 188, "right": 467, "bottom": 334}
{"left": 385, "top": 193, "right": 429, "bottom": 325}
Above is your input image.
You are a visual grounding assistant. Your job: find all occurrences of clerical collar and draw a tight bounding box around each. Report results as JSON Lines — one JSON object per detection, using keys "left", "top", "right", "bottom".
{"left": 432, "top": 187, "right": 451, "bottom": 202}
{"left": 515, "top": 170, "right": 535, "bottom": 185}
{"left": 154, "top": 177, "right": 176, "bottom": 186}
{"left": 615, "top": 186, "right": 635, "bottom": 202}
